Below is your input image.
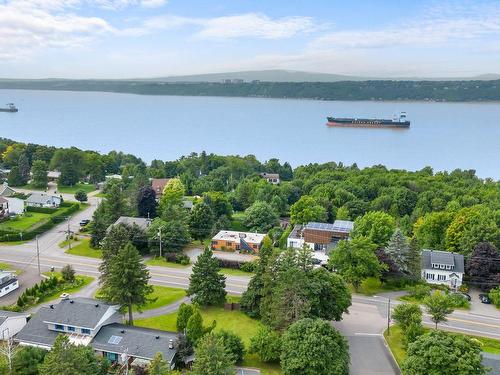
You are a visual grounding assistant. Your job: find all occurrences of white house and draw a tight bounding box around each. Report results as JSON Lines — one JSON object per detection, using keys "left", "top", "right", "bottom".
{"left": 25, "top": 193, "right": 62, "bottom": 208}
{"left": 0, "top": 271, "right": 19, "bottom": 298}
{"left": 260, "top": 173, "right": 280, "bottom": 185}
{"left": 0, "top": 310, "right": 30, "bottom": 340}
{"left": 4, "top": 197, "right": 24, "bottom": 215}
{"left": 421, "top": 249, "right": 464, "bottom": 289}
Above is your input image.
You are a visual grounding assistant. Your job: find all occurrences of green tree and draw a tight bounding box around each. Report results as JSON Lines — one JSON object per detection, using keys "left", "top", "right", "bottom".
{"left": 281, "top": 318, "right": 349, "bottom": 375}
{"left": 407, "top": 237, "right": 422, "bottom": 280}
{"left": 18, "top": 153, "right": 31, "bottom": 184}
{"left": 31, "top": 160, "right": 48, "bottom": 189}
{"left": 423, "top": 291, "right": 454, "bottom": 329}
{"left": 187, "top": 247, "right": 226, "bottom": 306}
{"left": 402, "top": 330, "right": 487, "bottom": 375}
{"left": 61, "top": 264, "right": 75, "bottom": 283}
{"left": 148, "top": 218, "right": 191, "bottom": 252}
{"left": 243, "top": 201, "right": 279, "bottom": 233}
{"left": 8, "top": 166, "right": 25, "bottom": 186}
{"left": 352, "top": 211, "right": 396, "bottom": 247}
{"left": 11, "top": 346, "right": 47, "bottom": 375}
{"left": 90, "top": 203, "right": 109, "bottom": 248}
{"left": 392, "top": 303, "right": 424, "bottom": 346}
{"left": 189, "top": 202, "right": 215, "bottom": 242}
{"left": 203, "top": 191, "right": 233, "bottom": 218}
{"left": 413, "top": 211, "right": 452, "bottom": 249}
{"left": 100, "top": 242, "right": 153, "bottom": 325}
{"left": 159, "top": 178, "right": 187, "bottom": 222}
{"left": 39, "top": 335, "right": 101, "bottom": 375}
{"left": 191, "top": 333, "right": 235, "bottom": 375}
{"left": 137, "top": 185, "right": 157, "bottom": 218}
{"left": 385, "top": 229, "right": 411, "bottom": 273}
{"left": 489, "top": 286, "right": 500, "bottom": 307}
{"left": 74, "top": 190, "right": 88, "bottom": 202}
{"left": 249, "top": 327, "right": 282, "bottom": 363}
{"left": 50, "top": 148, "right": 85, "bottom": 186}
{"left": 147, "top": 352, "right": 171, "bottom": 375}
{"left": 290, "top": 195, "right": 327, "bottom": 225}
{"left": 329, "top": 237, "right": 385, "bottom": 291}
{"left": 104, "top": 181, "right": 126, "bottom": 222}
{"left": 99, "top": 224, "right": 131, "bottom": 284}
{"left": 176, "top": 303, "right": 196, "bottom": 332}
{"left": 216, "top": 330, "right": 245, "bottom": 364}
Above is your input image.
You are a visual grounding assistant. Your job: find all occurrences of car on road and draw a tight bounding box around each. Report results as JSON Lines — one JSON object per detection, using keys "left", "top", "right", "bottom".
{"left": 79, "top": 219, "right": 90, "bottom": 226}
{"left": 479, "top": 294, "right": 491, "bottom": 304}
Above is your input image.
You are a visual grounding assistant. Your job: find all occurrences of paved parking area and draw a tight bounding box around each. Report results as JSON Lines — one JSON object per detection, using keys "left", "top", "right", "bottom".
{"left": 235, "top": 368, "right": 260, "bottom": 375}
{"left": 0, "top": 267, "right": 43, "bottom": 306}
{"left": 469, "top": 288, "right": 500, "bottom": 317}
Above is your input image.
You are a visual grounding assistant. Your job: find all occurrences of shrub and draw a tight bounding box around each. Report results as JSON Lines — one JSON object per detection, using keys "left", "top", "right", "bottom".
{"left": 176, "top": 254, "right": 191, "bottom": 265}
{"left": 74, "top": 190, "right": 88, "bottom": 202}
{"left": 240, "top": 260, "right": 258, "bottom": 273}
{"left": 216, "top": 330, "right": 245, "bottom": 363}
{"left": 408, "top": 284, "right": 431, "bottom": 300}
{"left": 61, "top": 264, "right": 76, "bottom": 283}
{"left": 249, "top": 327, "right": 282, "bottom": 363}
{"left": 490, "top": 286, "right": 500, "bottom": 307}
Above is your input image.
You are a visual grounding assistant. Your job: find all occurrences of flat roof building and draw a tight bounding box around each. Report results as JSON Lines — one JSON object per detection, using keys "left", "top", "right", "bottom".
{"left": 211, "top": 230, "right": 266, "bottom": 253}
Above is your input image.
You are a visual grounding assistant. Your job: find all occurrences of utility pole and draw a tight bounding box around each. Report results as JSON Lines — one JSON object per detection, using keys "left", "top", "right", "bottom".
{"left": 36, "top": 235, "right": 41, "bottom": 276}
{"left": 158, "top": 226, "right": 163, "bottom": 258}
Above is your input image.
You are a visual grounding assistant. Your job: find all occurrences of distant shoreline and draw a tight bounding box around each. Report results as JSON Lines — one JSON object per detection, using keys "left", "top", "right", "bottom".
{"left": 1, "top": 79, "right": 500, "bottom": 102}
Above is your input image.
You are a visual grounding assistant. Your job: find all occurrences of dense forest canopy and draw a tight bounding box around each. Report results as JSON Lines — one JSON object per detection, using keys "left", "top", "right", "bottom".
{"left": 1, "top": 79, "right": 500, "bottom": 101}
{"left": 1, "top": 137, "right": 499, "bottom": 258}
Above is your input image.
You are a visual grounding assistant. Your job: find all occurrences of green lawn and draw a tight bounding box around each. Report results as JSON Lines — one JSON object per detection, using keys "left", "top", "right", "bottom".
{"left": 38, "top": 272, "right": 94, "bottom": 304}
{"left": 231, "top": 211, "right": 248, "bottom": 232}
{"left": 384, "top": 324, "right": 500, "bottom": 367}
{"left": 136, "top": 305, "right": 280, "bottom": 374}
{"left": 0, "top": 212, "right": 51, "bottom": 232}
{"left": 94, "top": 192, "right": 107, "bottom": 198}
{"left": 145, "top": 257, "right": 190, "bottom": 269}
{"left": 134, "top": 285, "right": 186, "bottom": 312}
{"left": 220, "top": 268, "right": 254, "bottom": 276}
{"left": 57, "top": 183, "right": 96, "bottom": 194}
{"left": 65, "top": 238, "right": 102, "bottom": 259}
{"left": 0, "top": 262, "right": 19, "bottom": 275}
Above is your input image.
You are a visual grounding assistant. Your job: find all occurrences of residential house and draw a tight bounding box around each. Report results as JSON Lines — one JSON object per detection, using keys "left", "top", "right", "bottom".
{"left": 0, "top": 310, "right": 30, "bottom": 339}
{"left": 421, "top": 249, "right": 464, "bottom": 289}
{"left": 0, "top": 197, "right": 24, "bottom": 217}
{"left": 25, "top": 193, "right": 62, "bottom": 208}
{"left": 47, "top": 171, "right": 61, "bottom": 182}
{"left": 108, "top": 216, "right": 151, "bottom": 232}
{"left": 0, "top": 271, "right": 19, "bottom": 298}
{"left": 0, "top": 182, "right": 16, "bottom": 197}
{"left": 260, "top": 173, "right": 280, "bottom": 185}
{"left": 287, "top": 220, "right": 354, "bottom": 251}
{"left": 211, "top": 230, "right": 266, "bottom": 253}
{"left": 15, "top": 297, "right": 179, "bottom": 368}
{"left": 151, "top": 178, "right": 170, "bottom": 199}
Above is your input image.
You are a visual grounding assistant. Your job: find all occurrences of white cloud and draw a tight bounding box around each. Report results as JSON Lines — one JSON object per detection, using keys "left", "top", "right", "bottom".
{"left": 140, "top": 0, "right": 166, "bottom": 8}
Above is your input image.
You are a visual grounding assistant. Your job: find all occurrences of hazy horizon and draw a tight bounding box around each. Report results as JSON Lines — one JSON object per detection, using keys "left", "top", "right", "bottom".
{"left": 2, "top": 0, "right": 500, "bottom": 79}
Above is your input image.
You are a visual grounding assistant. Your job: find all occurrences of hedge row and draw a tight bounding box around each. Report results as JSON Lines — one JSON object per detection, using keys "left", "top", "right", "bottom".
{"left": 26, "top": 206, "right": 58, "bottom": 214}
{"left": 0, "top": 202, "right": 80, "bottom": 242}
{"left": 161, "top": 252, "right": 258, "bottom": 272}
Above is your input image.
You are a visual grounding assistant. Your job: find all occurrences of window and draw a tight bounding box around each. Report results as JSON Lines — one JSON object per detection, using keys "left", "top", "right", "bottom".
{"left": 81, "top": 328, "right": 91, "bottom": 335}
{"left": 426, "top": 273, "right": 435, "bottom": 280}
{"left": 105, "top": 352, "right": 118, "bottom": 362}
{"left": 55, "top": 324, "right": 64, "bottom": 331}
{"left": 252, "top": 244, "right": 257, "bottom": 249}
{"left": 67, "top": 326, "right": 75, "bottom": 332}
{"left": 440, "top": 264, "right": 445, "bottom": 269}
{"left": 226, "top": 241, "right": 232, "bottom": 246}
{"left": 438, "top": 275, "right": 446, "bottom": 281}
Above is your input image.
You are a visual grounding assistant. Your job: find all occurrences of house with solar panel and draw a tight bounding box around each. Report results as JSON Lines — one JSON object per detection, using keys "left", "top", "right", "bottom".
{"left": 421, "top": 249, "right": 464, "bottom": 289}
{"left": 15, "top": 297, "right": 180, "bottom": 369}
{"left": 211, "top": 230, "right": 266, "bottom": 253}
{"left": 287, "top": 220, "right": 355, "bottom": 264}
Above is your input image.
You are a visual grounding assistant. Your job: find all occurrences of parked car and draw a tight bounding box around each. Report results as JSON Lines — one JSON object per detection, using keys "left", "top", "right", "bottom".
{"left": 479, "top": 294, "right": 491, "bottom": 304}
{"left": 79, "top": 219, "right": 90, "bottom": 226}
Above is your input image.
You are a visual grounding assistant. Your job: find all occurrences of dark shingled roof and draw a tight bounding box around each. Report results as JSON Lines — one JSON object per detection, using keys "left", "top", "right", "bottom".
{"left": 421, "top": 250, "right": 464, "bottom": 273}
{"left": 14, "top": 307, "right": 60, "bottom": 347}
{"left": 41, "top": 298, "right": 119, "bottom": 329}
{"left": 91, "top": 323, "right": 178, "bottom": 363}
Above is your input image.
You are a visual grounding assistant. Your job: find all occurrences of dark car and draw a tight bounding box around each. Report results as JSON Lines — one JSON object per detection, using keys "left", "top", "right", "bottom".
{"left": 79, "top": 219, "right": 90, "bottom": 226}
{"left": 479, "top": 294, "right": 491, "bottom": 304}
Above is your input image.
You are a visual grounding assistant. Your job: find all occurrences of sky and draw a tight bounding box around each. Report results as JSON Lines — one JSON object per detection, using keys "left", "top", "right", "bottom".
{"left": 1, "top": 0, "right": 500, "bottom": 78}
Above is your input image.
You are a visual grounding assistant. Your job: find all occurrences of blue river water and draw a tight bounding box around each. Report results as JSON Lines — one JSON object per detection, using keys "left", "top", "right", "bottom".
{"left": 0, "top": 89, "right": 499, "bottom": 179}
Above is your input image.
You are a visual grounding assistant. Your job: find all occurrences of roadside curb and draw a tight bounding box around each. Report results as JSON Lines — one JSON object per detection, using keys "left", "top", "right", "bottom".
{"left": 382, "top": 326, "right": 401, "bottom": 374}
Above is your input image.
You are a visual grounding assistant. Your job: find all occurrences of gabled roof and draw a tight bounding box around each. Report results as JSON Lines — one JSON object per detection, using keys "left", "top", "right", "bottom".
{"left": 110, "top": 216, "right": 151, "bottom": 231}
{"left": 260, "top": 173, "right": 280, "bottom": 179}
{"left": 41, "top": 298, "right": 119, "bottom": 329}
{"left": 151, "top": 178, "right": 170, "bottom": 194}
{"left": 91, "top": 323, "right": 178, "bottom": 363}
{"left": 421, "top": 250, "right": 464, "bottom": 273}
{"left": 26, "top": 193, "right": 60, "bottom": 205}
{"left": 14, "top": 307, "right": 60, "bottom": 347}
{"left": 0, "top": 183, "right": 16, "bottom": 196}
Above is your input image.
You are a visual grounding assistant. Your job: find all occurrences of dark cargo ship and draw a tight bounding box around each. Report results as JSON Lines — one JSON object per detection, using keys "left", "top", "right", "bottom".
{"left": 0, "top": 103, "right": 18, "bottom": 113}
{"left": 327, "top": 112, "right": 410, "bottom": 128}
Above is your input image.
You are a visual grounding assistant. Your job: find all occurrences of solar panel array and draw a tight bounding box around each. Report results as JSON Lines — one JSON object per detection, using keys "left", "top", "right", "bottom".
{"left": 332, "top": 220, "right": 354, "bottom": 233}
{"left": 305, "top": 222, "right": 336, "bottom": 231}
{"left": 108, "top": 335, "right": 123, "bottom": 345}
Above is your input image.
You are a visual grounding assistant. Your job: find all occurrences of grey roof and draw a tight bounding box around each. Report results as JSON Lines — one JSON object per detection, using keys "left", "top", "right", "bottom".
{"left": 288, "top": 224, "right": 303, "bottom": 239}
{"left": 26, "top": 193, "right": 60, "bottom": 205}
{"left": 14, "top": 307, "right": 60, "bottom": 347}
{"left": 182, "top": 198, "right": 194, "bottom": 210}
{"left": 0, "top": 310, "right": 29, "bottom": 318}
{"left": 91, "top": 323, "right": 178, "bottom": 363}
{"left": 305, "top": 222, "right": 336, "bottom": 231}
{"left": 41, "top": 298, "right": 118, "bottom": 329}
{"left": 421, "top": 250, "right": 464, "bottom": 273}
{"left": 110, "top": 216, "right": 151, "bottom": 231}
{"left": 332, "top": 220, "right": 355, "bottom": 233}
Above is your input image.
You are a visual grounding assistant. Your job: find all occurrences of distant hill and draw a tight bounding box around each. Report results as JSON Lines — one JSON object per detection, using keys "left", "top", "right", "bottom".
{"left": 140, "top": 69, "right": 500, "bottom": 83}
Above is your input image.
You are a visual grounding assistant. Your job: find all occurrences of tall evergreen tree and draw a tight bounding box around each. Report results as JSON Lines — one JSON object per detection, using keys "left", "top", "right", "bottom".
{"left": 147, "top": 352, "right": 171, "bottom": 375}
{"left": 7, "top": 166, "right": 24, "bottom": 186}
{"left": 17, "top": 153, "right": 31, "bottom": 184}
{"left": 100, "top": 242, "right": 153, "bottom": 325}
{"left": 187, "top": 247, "right": 226, "bottom": 306}
{"left": 31, "top": 159, "right": 48, "bottom": 188}
{"left": 137, "top": 185, "right": 157, "bottom": 218}
{"left": 99, "top": 224, "right": 131, "bottom": 285}
{"left": 90, "top": 203, "right": 109, "bottom": 248}
{"left": 191, "top": 333, "right": 235, "bottom": 375}
{"left": 408, "top": 237, "right": 422, "bottom": 280}
{"left": 385, "top": 228, "right": 411, "bottom": 273}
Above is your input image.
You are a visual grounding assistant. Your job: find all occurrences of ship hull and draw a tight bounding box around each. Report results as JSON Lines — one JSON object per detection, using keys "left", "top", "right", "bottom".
{"left": 0, "top": 108, "right": 18, "bottom": 113}
{"left": 326, "top": 117, "right": 410, "bottom": 128}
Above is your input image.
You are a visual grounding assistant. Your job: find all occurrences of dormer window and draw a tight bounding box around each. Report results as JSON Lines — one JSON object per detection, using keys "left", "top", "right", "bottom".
{"left": 440, "top": 264, "right": 444, "bottom": 269}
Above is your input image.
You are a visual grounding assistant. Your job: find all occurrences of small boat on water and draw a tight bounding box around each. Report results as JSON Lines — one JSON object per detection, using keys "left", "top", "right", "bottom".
{"left": 0, "top": 103, "right": 18, "bottom": 113}
{"left": 327, "top": 112, "right": 410, "bottom": 128}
